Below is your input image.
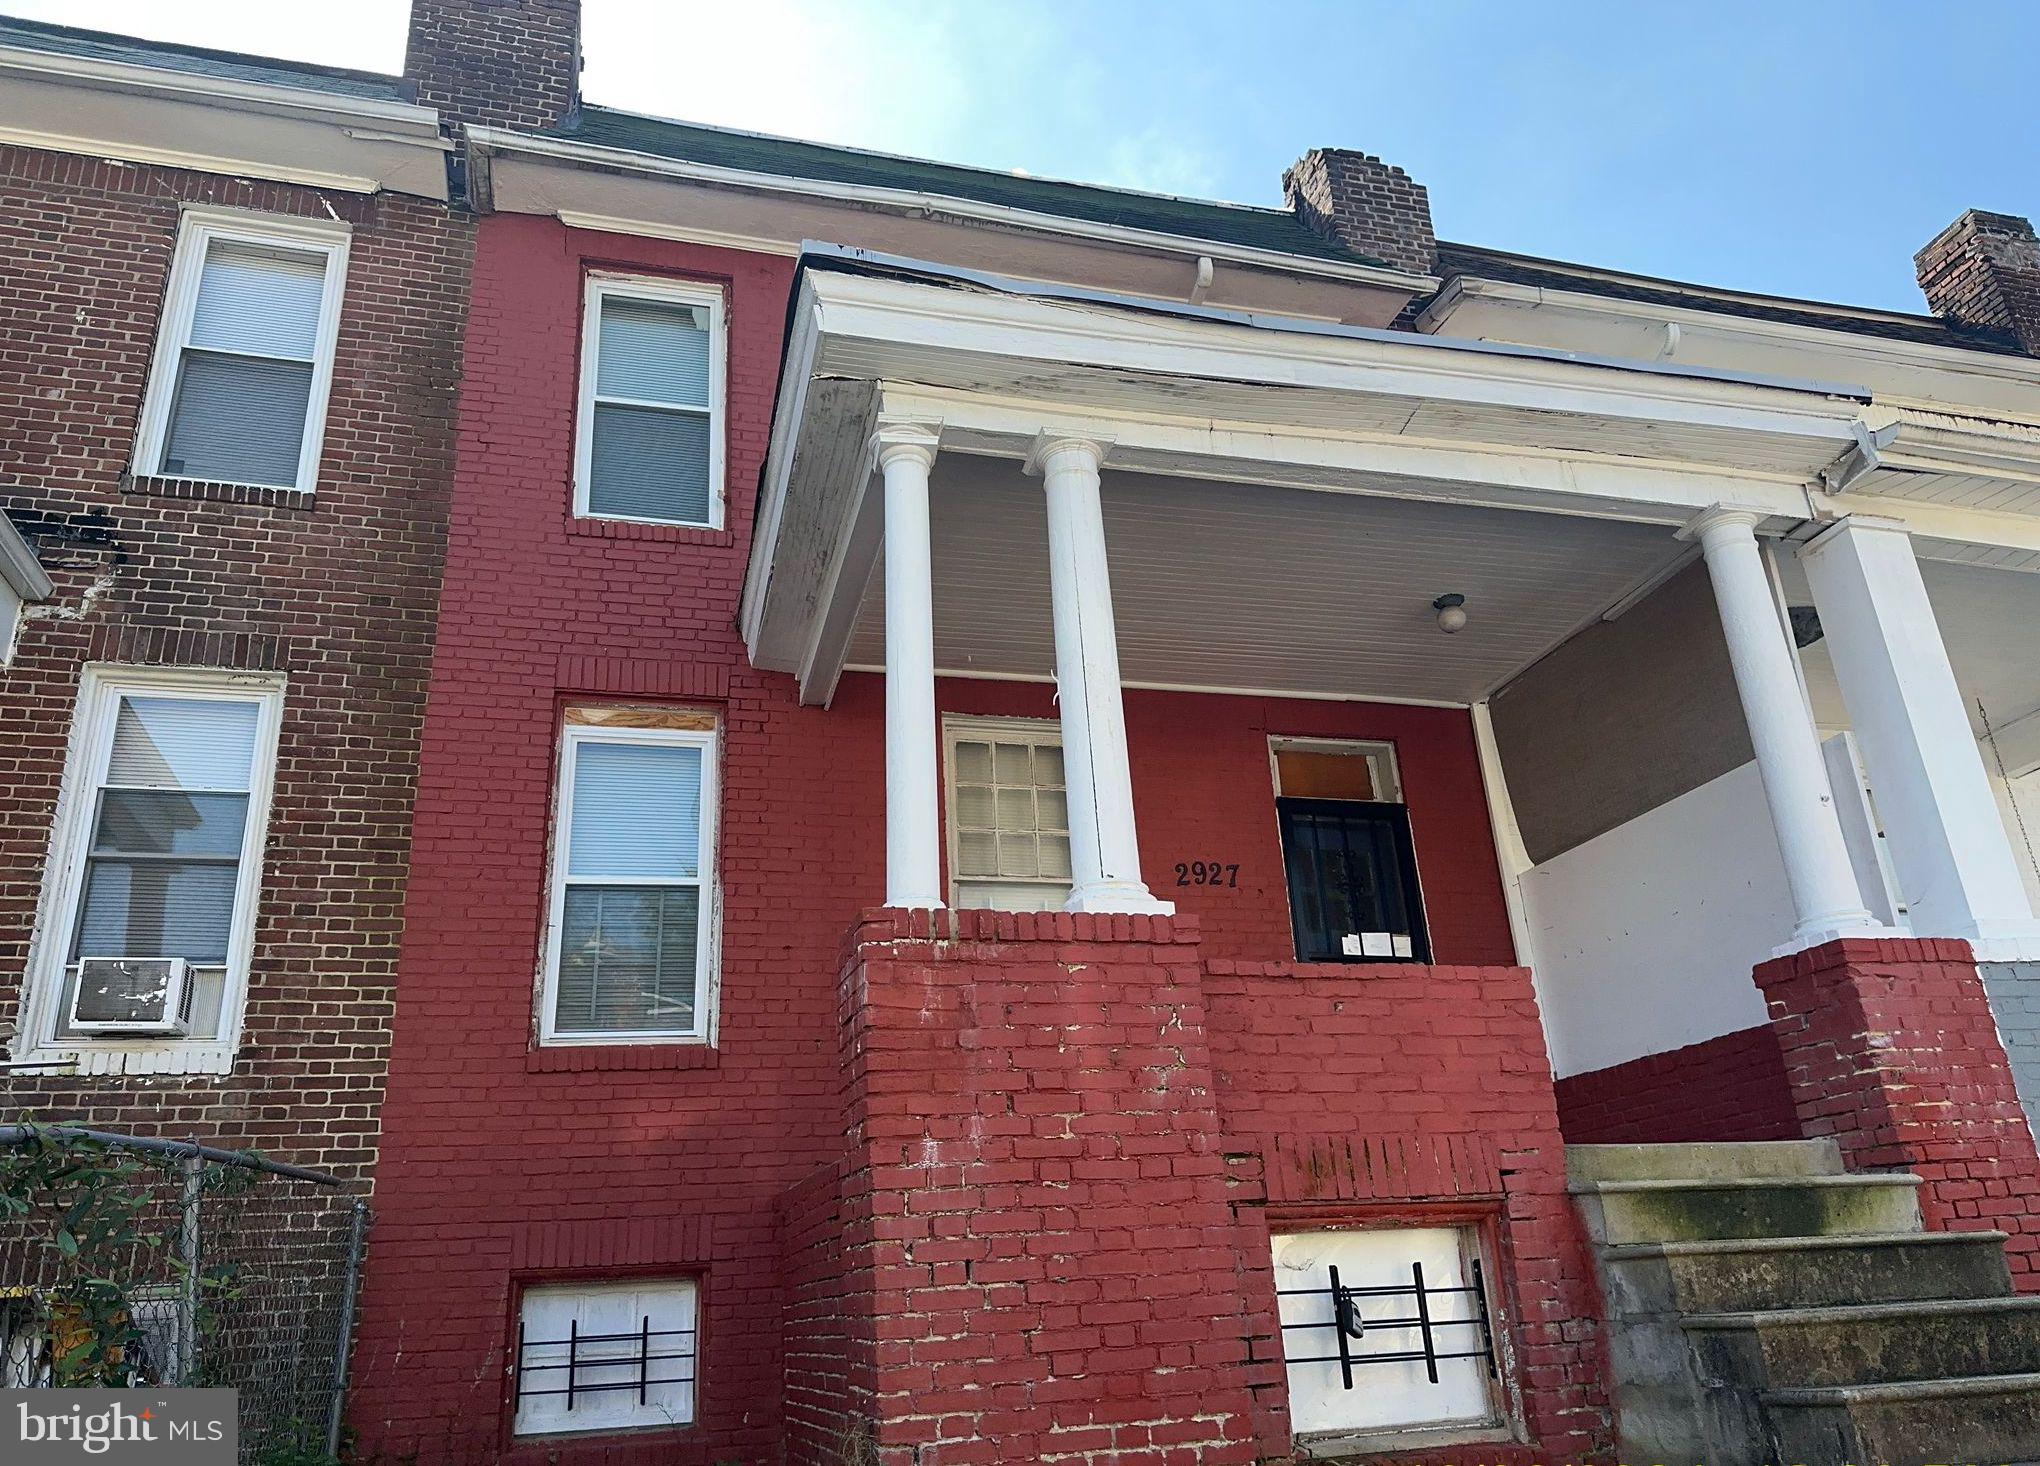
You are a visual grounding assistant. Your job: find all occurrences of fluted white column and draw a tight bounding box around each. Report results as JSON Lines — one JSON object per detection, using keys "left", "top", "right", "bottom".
{"left": 1800, "top": 516, "right": 2040, "bottom": 949}
{"left": 1692, "top": 506, "right": 1880, "bottom": 947}
{"left": 876, "top": 423, "right": 944, "bottom": 909}
{"left": 1027, "top": 435, "right": 1171, "bottom": 915}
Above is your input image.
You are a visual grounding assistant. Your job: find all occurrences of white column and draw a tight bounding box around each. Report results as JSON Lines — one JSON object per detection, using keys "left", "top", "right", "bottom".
{"left": 1691, "top": 507, "right": 1880, "bottom": 947}
{"left": 1800, "top": 516, "right": 2040, "bottom": 947}
{"left": 1027, "top": 434, "right": 1171, "bottom": 915}
{"left": 875, "top": 423, "right": 944, "bottom": 909}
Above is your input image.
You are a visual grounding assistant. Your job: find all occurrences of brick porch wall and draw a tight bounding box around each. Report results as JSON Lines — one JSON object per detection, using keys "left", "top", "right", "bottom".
{"left": 1553, "top": 1025, "right": 1801, "bottom": 1145}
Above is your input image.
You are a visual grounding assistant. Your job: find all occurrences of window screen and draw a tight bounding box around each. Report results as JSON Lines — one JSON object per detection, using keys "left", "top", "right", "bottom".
{"left": 584, "top": 293, "right": 716, "bottom": 524}
{"left": 58, "top": 693, "right": 265, "bottom": 1040}
{"left": 950, "top": 724, "right": 1072, "bottom": 911}
{"left": 548, "top": 731, "right": 713, "bottom": 1039}
{"left": 158, "top": 239, "right": 328, "bottom": 487}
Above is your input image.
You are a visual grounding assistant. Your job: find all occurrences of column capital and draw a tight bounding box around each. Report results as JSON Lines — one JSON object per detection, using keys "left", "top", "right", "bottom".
{"left": 1798, "top": 513, "right": 1913, "bottom": 559}
{"left": 870, "top": 419, "right": 942, "bottom": 471}
{"left": 1023, "top": 432, "right": 1114, "bottom": 477}
{"left": 1678, "top": 504, "right": 1765, "bottom": 545}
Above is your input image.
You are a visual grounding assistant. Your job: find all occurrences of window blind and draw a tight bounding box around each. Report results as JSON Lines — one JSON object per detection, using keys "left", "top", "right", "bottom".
{"left": 586, "top": 295, "right": 714, "bottom": 524}
{"left": 159, "top": 239, "right": 328, "bottom": 488}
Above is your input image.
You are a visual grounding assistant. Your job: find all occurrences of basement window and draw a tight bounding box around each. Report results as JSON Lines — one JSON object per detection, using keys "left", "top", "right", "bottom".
{"left": 1270, "top": 1225, "right": 1506, "bottom": 1449}
{"left": 134, "top": 208, "right": 349, "bottom": 493}
{"left": 1271, "top": 738, "right": 1430, "bottom": 963}
{"left": 945, "top": 716, "right": 1072, "bottom": 911}
{"left": 514, "top": 1278, "right": 698, "bottom": 1437}
{"left": 574, "top": 275, "right": 726, "bottom": 527}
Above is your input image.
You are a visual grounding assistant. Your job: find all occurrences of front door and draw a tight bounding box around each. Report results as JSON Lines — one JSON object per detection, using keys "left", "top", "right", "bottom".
{"left": 1277, "top": 797, "right": 1430, "bottom": 963}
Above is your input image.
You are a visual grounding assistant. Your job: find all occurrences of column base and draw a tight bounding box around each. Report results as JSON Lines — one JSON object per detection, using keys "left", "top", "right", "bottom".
{"left": 1950, "top": 921, "right": 2040, "bottom": 963}
{"left": 1064, "top": 882, "right": 1175, "bottom": 915}
{"left": 1771, "top": 918, "right": 1904, "bottom": 960}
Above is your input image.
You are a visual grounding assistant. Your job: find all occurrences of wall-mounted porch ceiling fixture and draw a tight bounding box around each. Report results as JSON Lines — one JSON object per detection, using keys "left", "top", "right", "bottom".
{"left": 742, "top": 248, "right": 1876, "bottom": 707}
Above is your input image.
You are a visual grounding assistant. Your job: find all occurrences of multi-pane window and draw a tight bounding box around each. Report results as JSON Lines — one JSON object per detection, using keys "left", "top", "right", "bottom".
{"left": 136, "top": 210, "right": 348, "bottom": 492}
{"left": 1270, "top": 1225, "right": 1504, "bottom": 1445}
{"left": 574, "top": 277, "right": 725, "bottom": 527}
{"left": 514, "top": 1279, "right": 698, "bottom": 1437}
{"left": 27, "top": 669, "right": 283, "bottom": 1052}
{"left": 542, "top": 711, "right": 718, "bottom": 1043}
{"left": 946, "top": 718, "right": 1072, "bottom": 911}
{"left": 1272, "top": 738, "right": 1430, "bottom": 963}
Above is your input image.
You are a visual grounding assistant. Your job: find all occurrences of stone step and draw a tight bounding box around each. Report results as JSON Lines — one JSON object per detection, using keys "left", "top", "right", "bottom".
{"left": 1573, "top": 1173, "right": 1923, "bottom": 1245}
{"left": 1567, "top": 1139, "right": 1844, "bottom": 1185}
{"left": 1763, "top": 1371, "right": 2040, "bottom": 1466}
{"left": 1688, "top": 1296, "right": 2040, "bottom": 1390}
{"left": 1600, "top": 1230, "right": 2012, "bottom": 1314}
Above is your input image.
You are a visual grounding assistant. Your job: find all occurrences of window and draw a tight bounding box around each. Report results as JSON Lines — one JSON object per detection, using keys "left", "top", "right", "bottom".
{"left": 1272, "top": 738, "right": 1430, "bottom": 963}
{"left": 514, "top": 1279, "right": 698, "bottom": 1437}
{"left": 17, "top": 668, "right": 284, "bottom": 1067}
{"left": 574, "top": 276, "right": 726, "bottom": 527}
{"left": 541, "top": 709, "right": 719, "bottom": 1044}
{"left": 1270, "top": 1225, "right": 1504, "bottom": 1447}
{"left": 945, "top": 717, "right": 1072, "bottom": 911}
{"left": 134, "top": 209, "right": 349, "bottom": 493}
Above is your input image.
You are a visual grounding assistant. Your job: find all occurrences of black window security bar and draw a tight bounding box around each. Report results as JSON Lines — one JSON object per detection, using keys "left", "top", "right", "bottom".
{"left": 1277, "top": 1259, "right": 1497, "bottom": 1391}
{"left": 515, "top": 1316, "right": 697, "bottom": 1411}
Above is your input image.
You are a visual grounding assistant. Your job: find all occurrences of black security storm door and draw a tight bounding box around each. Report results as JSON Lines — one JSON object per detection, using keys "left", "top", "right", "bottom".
{"left": 1277, "top": 797, "right": 1431, "bottom": 964}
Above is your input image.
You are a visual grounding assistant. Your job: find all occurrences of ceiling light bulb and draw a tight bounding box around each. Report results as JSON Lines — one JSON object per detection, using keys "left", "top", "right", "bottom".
{"left": 1433, "top": 593, "right": 1468, "bottom": 634}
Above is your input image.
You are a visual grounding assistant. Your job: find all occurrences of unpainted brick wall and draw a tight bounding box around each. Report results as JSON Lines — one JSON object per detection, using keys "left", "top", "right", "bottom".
{"left": 1553, "top": 1024, "right": 1801, "bottom": 1145}
{"left": 0, "top": 144, "right": 470, "bottom": 1178}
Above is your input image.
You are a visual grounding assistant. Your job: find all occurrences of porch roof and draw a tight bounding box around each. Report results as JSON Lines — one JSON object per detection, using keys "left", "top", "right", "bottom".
{"left": 743, "top": 250, "right": 1875, "bottom": 707}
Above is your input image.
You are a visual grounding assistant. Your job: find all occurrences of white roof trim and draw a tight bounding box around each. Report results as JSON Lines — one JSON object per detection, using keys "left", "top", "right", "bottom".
{"left": 0, "top": 514, "right": 52, "bottom": 601}
{"left": 467, "top": 125, "right": 1439, "bottom": 295}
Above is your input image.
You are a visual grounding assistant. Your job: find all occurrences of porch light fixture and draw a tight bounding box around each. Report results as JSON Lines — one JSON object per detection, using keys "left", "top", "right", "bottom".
{"left": 1432, "top": 593, "right": 1468, "bottom": 634}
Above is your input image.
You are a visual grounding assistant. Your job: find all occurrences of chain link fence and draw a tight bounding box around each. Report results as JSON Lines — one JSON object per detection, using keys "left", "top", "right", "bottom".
{"left": 0, "top": 1125, "right": 367, "bottom": 1464}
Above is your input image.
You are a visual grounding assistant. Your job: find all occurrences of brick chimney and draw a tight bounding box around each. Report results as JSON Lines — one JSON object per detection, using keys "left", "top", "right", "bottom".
{"left": 404, "top": 0, "right": 582, "bottom": 132}
{"left": 1915, "top": 209, "right": 2040, "bottom": 354}
{"left": 1283, "top": 148, "right": 1436, "bottom": 276}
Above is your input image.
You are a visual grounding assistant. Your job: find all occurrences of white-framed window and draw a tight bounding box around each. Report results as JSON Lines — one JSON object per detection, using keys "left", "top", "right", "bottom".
{"left": 540, "top": 709, "right": 719, "bottom": 1045}
{"left": 573, "top": 274, "right": 726, "bottom": 528}
{"left": 514, "top": 1278, "right": 698, "bottom": 1437}
{"left": 1270, "top": 1225, "right": 1507, "bottom": 1448}
{"left": 133, "top": 208, "right": 350, "bottom": 494}
{"left": 14, "top": 666, "right": 285, "bottom": 1073}
{"left": 944, "top": 716, "right": 1072, "bottom": 912}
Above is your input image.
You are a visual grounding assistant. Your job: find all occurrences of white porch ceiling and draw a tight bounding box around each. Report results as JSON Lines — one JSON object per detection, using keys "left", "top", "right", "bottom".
{"left": 844, "top": 455, "right": 1687, "bottom": 705}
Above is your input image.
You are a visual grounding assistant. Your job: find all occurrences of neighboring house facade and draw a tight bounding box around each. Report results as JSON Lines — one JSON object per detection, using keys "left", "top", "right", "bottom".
{"left": 0, "top": 18, "right": 468, "bottom": 1171}
{"left": 9, "top": 2, "right": 2040, "bottom": 1464}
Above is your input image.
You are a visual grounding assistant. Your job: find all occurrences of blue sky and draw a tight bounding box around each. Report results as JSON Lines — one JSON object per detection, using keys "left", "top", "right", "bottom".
{"left": 9, "top": 0, "right": 2038, "bottom": 312}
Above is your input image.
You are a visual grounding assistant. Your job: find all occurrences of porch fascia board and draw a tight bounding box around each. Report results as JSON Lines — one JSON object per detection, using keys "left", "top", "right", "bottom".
{"left": 745, "top": 266, "right": 1876, "bottom": 691}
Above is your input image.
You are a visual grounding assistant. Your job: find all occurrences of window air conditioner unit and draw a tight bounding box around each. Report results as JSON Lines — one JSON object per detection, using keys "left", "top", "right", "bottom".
{"left": 68, "top": 957, "right": 191, "bottom": 1036}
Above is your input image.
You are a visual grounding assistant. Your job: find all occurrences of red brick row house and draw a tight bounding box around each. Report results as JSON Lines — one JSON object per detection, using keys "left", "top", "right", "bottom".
{"left": 9, "top": 3, "right": 2040, "bottom": 1463}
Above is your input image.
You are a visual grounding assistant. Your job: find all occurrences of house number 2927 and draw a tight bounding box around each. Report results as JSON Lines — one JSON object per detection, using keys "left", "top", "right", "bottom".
{"left": 1175, "top": 861, "right": 1240, "bottom": 887}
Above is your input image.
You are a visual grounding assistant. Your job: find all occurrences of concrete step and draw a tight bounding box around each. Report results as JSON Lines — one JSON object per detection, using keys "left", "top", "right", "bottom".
{"left": 1601, "top": 1230, "right": 2012, "bottom": 1314}
{"left": 1763, "top": 1371, "right": 2040, "bottom": 1466}
{"left": 1567, "top": 1139, "right": 1844, "bottom": 1185}
{"left": 1688, "top": 1296, "right": 2040, "bottom": 1390}
{"left": 1573, "top": 1173, "right": 1923, "bottom": 1245}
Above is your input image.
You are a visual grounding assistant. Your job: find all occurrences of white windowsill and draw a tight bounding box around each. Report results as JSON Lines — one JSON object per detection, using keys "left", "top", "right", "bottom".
{"left": 9, "top": 1041, "right": 237, "bottom": 1077}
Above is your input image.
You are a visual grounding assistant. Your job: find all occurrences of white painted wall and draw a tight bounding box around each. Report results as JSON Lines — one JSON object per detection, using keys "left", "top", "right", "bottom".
{"left": 1523, "top": 757, "right": 1792, "bottom": 1078}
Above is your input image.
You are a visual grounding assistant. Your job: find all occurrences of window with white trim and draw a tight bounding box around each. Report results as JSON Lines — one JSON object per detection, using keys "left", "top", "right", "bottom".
{"left": 1270, "top": 1225, "right": 1506, "bottom": 1447}
{"left": 19, "top": 668, "right": 284, "bottom": 1059}
{"left": 574, "top": 276, "right": 726, "bottom": 527}
{"left": 514, "top": 1278, "right": 698, "bottom": 1437}
{"left": 134, "top": 209, "right": 349, "bottom": 493}
{"left": 541, "top": 709, "right": 719, "bottom": 1044}
{"left": 945, "top": 717, "right": 1072, "bottom": 911}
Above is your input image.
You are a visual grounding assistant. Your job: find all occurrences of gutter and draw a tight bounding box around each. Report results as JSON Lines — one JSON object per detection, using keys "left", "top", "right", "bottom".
{"left": 0, "top": 41, "right": 444, "bottom": 137}
{"left": 799, "top": 242, "right": 1874, "bottom": 402}
{"left": 466, "top": 125, "right": 1440, "bottom": 296}
{"left": 0, "top": 512, "right": 53, "bottom": 602}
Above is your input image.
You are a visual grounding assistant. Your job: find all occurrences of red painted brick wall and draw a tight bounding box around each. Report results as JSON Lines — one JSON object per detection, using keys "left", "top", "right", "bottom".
{"left": 0, "top": 144, "right": 470, "bottom": 1177}
{"left": 1553, "top": 1025, "right": 1801, "bottom": 1145}
{"left": 1204, "top": 959, "right": 1612, "bottom": 1461}
{"left": 1758, "top": 937, "right": 2040, "bottom": 1289}
{"left": 350, "top": 213, "right": 1543, "bottom": 1462}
